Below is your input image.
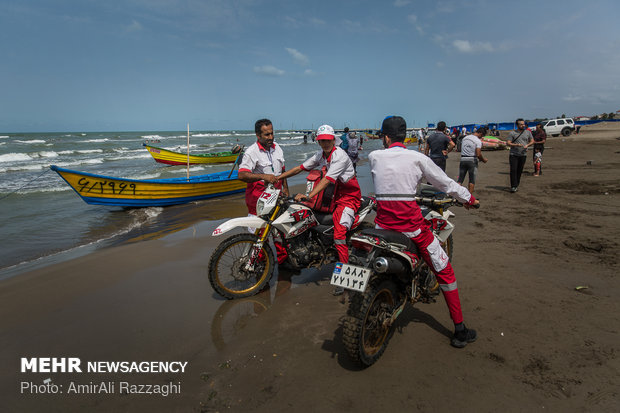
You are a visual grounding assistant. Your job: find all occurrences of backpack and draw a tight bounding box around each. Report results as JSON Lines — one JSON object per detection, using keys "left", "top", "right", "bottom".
{"left": 303, "top": 166, "right": 337, "bottom": 213}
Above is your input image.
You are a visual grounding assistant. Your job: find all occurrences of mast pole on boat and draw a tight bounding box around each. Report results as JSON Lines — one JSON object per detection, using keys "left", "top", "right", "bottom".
{"left": 187, "top": 123, "right": 190, "bottom": 180}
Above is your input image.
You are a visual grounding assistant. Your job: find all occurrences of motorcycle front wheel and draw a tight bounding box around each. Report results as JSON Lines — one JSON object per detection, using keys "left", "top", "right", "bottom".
{"left": 208, "top": 233, "right": 275, "bottom": 299}
{"left": 343, "top": 278, "right": 398, "bottom": 367}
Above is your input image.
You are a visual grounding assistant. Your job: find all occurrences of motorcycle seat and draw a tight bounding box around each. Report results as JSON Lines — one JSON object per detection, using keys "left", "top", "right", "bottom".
{"left": 314, "top": 212, "right": 334, "bottom": 226}
{"left": 359, "top": 228, "right": 418, "bottom": 253}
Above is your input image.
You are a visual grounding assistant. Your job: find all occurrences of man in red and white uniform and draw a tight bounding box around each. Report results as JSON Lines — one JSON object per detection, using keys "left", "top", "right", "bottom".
{"left": 238, "top": 118, "right": 289, "bottom": 264}
{"left": 277, "top": 124, "right": 361, "bottom": 264}
{"left": 369, "top": 115, "right": 480, "bottom": 348}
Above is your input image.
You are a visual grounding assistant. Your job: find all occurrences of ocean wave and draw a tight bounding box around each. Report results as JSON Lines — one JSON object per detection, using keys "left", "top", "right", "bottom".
{"left": 0, "top": 153, "right": 32, "bottom": 163}
{"left": 129, "top": 206, "right": 164, "bottom": 221}
{"left": 84, "top": 138, "right": 109, "bottom": 143}
{"left": 129, "top": 172, "right": 161, "bottom": 180}
{"left": 54, "top": 159, "right": 104, "bottom": 168}
{"left": 0, "top": 136, "right": 9, "bottom": 139}
{"left": 107, "top": 153, "right": 151, "bottom": 161}
{"left": 192, "top": 133, "right": 230, "bottom": 138}
{"left": 14, "top": 139, "right": 46, "bottom": 144}
{"left": 38, "top": 151, "right": 59, "bottom": 158}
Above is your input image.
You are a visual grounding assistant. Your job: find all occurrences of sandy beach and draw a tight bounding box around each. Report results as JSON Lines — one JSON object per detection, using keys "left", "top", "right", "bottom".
{"left": 2, "top": 123, "right": 620, "bottom": 412}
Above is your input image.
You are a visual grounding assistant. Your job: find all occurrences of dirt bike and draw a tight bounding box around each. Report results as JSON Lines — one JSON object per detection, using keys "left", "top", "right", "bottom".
{"left": 334, "top": 188, "right": 474, "bottom": 367}
{"left": 208, "top": 184, "right": 376, "bottom": 299}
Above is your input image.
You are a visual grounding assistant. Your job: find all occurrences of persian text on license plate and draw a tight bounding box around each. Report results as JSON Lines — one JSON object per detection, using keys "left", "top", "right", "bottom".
{"left": 331, "top": 263, "right": 372, "bottom": 293}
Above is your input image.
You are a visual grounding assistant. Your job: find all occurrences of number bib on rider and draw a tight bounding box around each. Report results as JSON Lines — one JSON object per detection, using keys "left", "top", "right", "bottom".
{"left": 331, "top": 263, "right": 372, "bottom": 293}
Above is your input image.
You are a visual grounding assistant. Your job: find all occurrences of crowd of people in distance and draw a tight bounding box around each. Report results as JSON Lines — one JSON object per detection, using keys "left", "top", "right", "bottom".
{"left": 418, "top": 119, "right": 547, "bottom": 194}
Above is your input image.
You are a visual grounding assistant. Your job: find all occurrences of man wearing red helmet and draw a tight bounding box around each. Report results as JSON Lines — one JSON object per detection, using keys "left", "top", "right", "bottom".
{"left": 369, "top": 115, "right": 480, "bottom": 348}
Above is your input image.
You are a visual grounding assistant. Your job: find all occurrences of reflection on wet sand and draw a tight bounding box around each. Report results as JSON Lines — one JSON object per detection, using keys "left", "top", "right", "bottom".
{"left": 209, "top": 265, "right": 334, "bottom": 351}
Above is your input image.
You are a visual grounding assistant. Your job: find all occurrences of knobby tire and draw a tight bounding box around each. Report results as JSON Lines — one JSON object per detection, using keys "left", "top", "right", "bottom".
{"left": 208, "top": 233, "right": 275, "bottom": 299}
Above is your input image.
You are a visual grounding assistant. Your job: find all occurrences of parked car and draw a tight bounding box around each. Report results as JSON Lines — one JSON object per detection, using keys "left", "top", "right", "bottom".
{"left": 541, "top": 118, "right": 575, "bottom": 137}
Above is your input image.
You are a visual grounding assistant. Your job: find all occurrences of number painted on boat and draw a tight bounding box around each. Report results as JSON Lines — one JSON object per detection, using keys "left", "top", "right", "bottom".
{"left": 77, "top": 178, "right": 136, "bottom": 195}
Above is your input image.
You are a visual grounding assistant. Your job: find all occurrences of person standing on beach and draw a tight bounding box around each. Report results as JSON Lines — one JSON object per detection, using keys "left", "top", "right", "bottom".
{"left": 531, "top": 122, "right": 546, "bottom": 176}
{"left": 338, "top": 127, "right": 349, "bottom": 151}
{"left": 425, "top": 121, "right": 455, "bottom": 171}
{"left": 506, "top": 118, "right": 534, "bottom": 193}
{"left": 346, "top": 131, "right": 360, "bottom": 172}
{"left": 276, "top": 124, "right": 361, "bottom": 265}
{"left": 369, "top": 115, "right": 479, "bottom": 348}
{"left": 457, "top": 126, "right": 488, "bottom": 193}
{"left": 238, "top": 118, "right": 289, "bottom": 265}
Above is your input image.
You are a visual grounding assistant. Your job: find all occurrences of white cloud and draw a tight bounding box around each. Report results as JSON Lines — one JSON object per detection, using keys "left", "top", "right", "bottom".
{"left": 453, "top": 39, "right": 494, "bottom": 53}
{"left": 126, "top": 19, "right": 142, "bottom": 32}
{"left": 394, "top": 0, "right": 411, "bottom": 7}
{"left": 309, "top": 17, "right": 326, "bottom": 26}
{"left": 253, "top": 65, "right": 285, "bottom": 76}
{"left": 285, "top": 47, "right": 309, "bottom": 66}
{"left": 407, "top": 14, "right": 417, "bottom": 24}
{"left": 563, "top": 94, "right": 582, "bottom": 102}
{"left": 436, "top": 61, "right": 445, "bottom": 68}
{"left": 303, "top": 69, "right": 317, "bottom": 76}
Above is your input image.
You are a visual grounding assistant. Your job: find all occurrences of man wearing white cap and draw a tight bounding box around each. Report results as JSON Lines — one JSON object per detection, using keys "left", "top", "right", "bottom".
{"left": 277, "top": 124, "right": 362, "bottom": 264}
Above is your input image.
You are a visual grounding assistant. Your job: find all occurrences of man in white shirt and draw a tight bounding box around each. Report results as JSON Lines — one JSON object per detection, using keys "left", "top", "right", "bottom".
{"left": 369, "top": 115, "right": 479, "bottom": 348}
{"left": 238, "top": 118, "right": 289, "bottom": 264}
{"left": 457, "top": 127, "right": 488, "bottom": 193}
{"left": 277, "top": 124, "right": 361, "bottom": 264}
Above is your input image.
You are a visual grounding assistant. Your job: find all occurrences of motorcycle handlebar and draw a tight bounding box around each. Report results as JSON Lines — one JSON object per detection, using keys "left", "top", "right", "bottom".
{"left": 415, "top": 196, "right": 480, "bottom": 209}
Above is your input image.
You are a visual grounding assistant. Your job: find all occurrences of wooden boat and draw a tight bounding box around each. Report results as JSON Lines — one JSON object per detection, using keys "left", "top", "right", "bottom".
{"left": 50, "top": 165, "right": 246, "bottom": 207}
{"left": 143, "top": 143, "right": 239, "bottom": 165}
{"left": 481, "top": 136, "right": 507, "bottom": 150}
{"left": 365, "top": 133, "right": 380, "bottom": 140}
{"left": 404, "top": 136, "right": 418, "bottom": 144}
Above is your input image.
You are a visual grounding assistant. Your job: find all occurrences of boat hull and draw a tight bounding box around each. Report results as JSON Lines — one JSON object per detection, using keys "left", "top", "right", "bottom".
{"left": 51, "top": 165, "right": 246, "bottom": 207}
{"left": 144, "top": 144, "right": 238, "bottom": 165}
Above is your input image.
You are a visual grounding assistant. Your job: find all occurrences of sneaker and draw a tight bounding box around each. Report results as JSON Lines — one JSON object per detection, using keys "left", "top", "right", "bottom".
{"left": 451, "top": 326, "right": 477, "bottom": 348}
{"left": 510, "top": 187, "right": 518, "bottom": 193}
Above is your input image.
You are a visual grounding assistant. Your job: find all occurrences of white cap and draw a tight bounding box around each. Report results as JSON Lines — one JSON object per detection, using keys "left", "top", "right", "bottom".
{"left": 316, "top": 124, "right": 335, "bottom": 140}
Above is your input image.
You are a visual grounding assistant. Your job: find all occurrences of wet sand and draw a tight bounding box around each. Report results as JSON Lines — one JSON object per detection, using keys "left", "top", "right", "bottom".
{"left": 2, "top": 123, "right": 620, "bottom": 412}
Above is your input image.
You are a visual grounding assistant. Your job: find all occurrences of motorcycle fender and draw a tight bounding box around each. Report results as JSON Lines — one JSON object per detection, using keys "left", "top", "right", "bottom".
{"left": 443, "top": 210, "right": 455, "bottom": 220}
{"left": 212, "top": 216, "right": 266, "bottom": 236}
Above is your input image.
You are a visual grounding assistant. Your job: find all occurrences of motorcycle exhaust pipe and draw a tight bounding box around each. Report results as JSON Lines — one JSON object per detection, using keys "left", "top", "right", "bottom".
{"left": 373, "top": 257, "right": 407, "bottom": 276}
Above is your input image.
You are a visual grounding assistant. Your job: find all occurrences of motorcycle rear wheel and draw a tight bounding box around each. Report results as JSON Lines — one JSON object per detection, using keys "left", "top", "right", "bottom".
{"left": 343, "top": 278, "right": 398, "bottom": 367}
{"left": 208, "top": 233, "right": 275, "bottom": 299}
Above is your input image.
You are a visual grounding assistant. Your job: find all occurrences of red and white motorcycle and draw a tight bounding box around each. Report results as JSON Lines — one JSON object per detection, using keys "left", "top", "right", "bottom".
{"left": 208, "top": 184, "right": 376, "bottom": 299}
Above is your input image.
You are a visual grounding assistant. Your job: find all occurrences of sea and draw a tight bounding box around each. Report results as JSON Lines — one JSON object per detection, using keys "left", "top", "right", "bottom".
{"left": 0, "top": 130, "right": 385, "bottom": 278}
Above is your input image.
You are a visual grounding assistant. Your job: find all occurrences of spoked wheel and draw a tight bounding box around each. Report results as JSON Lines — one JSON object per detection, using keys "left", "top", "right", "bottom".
{"left": 343, "top": 278, "right": 398, "bottom": 367}
{"left": 208, "top": 233, "right": 275, "bottom": 299}
{"left": 441, "top": 234, "right": 454, "bottom": 261}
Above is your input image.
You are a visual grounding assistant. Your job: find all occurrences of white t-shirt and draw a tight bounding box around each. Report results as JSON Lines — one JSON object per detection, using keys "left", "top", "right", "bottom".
{"left": 460, "top": 134, "right": 482, "bottom": 158}
{"left": 301, "top": 146, "right": 355, "bottom": 184}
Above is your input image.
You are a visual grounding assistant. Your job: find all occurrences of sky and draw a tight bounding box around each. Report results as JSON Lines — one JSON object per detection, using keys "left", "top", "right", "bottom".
{"left": 1, "top": 0, "right": 619, "bottom": 132}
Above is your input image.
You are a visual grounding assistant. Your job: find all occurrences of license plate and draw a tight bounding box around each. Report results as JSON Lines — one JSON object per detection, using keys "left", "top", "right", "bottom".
{"left": 331, "top": 263, "right": 372, "bottom": 293}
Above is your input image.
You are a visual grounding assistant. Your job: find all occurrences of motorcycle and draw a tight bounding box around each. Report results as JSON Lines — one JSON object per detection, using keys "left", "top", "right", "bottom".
{"left": 333, "top": 187, "right": 473, "bottom": 366}
{"left": 208, "top": 184, "right": 376, "bottom": 299}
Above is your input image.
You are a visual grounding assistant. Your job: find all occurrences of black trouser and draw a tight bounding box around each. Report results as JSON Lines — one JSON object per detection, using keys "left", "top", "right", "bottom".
{"left": 430, "top": 157, "right": 447, "bottom": 171}
{"left": 509, "top": 154, "right": 527, "bottom": 188}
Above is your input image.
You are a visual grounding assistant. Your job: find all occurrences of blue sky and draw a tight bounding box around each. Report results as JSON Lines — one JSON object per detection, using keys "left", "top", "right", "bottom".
{"left": 1, "top": 0, "right": 619, "bottom": 132}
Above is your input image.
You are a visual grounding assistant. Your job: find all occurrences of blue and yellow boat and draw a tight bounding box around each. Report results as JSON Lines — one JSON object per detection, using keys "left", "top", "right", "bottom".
{"left": 143, "top": 143, "right": 238, "bottom": 165}
{"left": 50, "top": 165, "right": 246, "bottom": 207}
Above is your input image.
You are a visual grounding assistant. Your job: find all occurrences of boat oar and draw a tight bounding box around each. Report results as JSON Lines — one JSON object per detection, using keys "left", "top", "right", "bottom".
{"left": 227, "top": 145, "right": 245, "bottom": 178}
